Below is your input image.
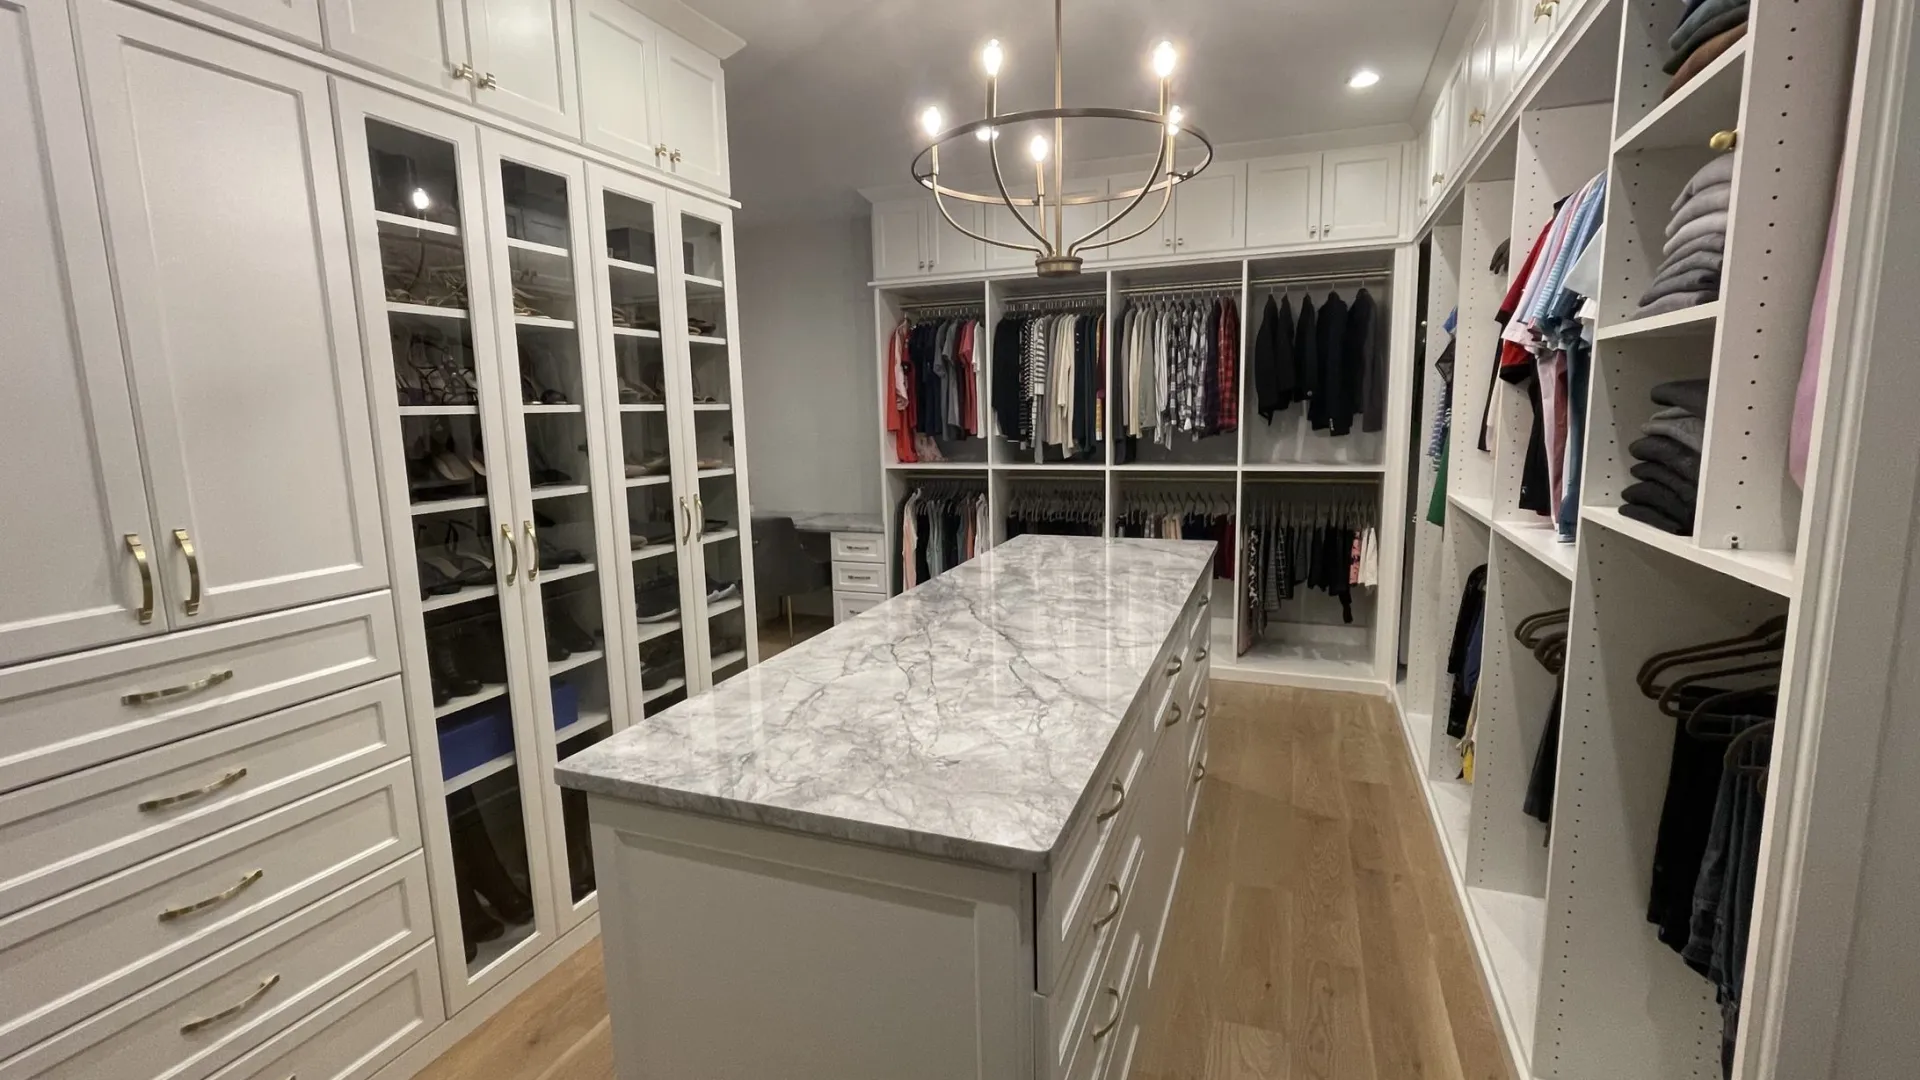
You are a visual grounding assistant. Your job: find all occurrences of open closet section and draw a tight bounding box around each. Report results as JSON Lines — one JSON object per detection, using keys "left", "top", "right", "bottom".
{"left": 1394, "top": 0, "right": 1859, "bottom": 1075}
{"left": 873, "top": 249, "right": 1417, "bottom": 692}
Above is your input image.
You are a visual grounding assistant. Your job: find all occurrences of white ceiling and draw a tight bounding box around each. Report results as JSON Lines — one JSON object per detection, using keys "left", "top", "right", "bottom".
{"left": 679, "top": 0, "right": 1463, "bottom": 226}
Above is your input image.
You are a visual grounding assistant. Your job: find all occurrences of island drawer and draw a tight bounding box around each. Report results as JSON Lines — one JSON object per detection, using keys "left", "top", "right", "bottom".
{"left": 1041, "top": 831, "right": 1144, "bottom": 1078}
{"left": 0, "top": 761, "right": 420, "bottom": 1061}
{"left": 0, "top": 678, "right": 408, "bottom": 918}
{"left": 830, "top": 532, "right": 887, "bottom": 564}
{"left": 203, "top": 944, "right": 442, "bottom": 1080}
{"left": 0, "top": 593, "right": 399, "bottom": 794}
{"left": 0, "top": 853, "right": 432, "bottom": 1080}
{"left": 1060, "top": 876, "right": 1152, "bottom": 1080}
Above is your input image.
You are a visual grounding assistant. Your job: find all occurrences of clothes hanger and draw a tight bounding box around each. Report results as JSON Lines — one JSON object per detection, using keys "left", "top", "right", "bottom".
{"left": 1514, "top": 608, "right": 1570, "bottom": 646}
{"left": 1682, "top": 684, "right": 1779, "bottom": 740}
{"left": 1655, "top": 658, "right": 1782, "bottom": 719}
{"left": 1723, "top": 718, "right": 1774, "bottom": 792}
{"left": 1637, "top": 615, "right": 1789, "bottom": 695}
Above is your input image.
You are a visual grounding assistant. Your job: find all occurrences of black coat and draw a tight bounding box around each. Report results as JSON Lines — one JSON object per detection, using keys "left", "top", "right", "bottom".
{"left": 1310, "top": 291, "right": 1350, "bottom": 432}
{"left": 1253, "top": 294, "right": 1295, "bottom": 421}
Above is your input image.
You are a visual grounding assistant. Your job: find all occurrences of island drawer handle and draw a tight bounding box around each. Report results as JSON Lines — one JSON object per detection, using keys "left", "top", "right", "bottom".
{"left": 1095, "top": 780, "right": 1126, "bottom": 822}
{"left": 1090, "top": 987, "right": 1122, "bottom": 1040}
{"left": 1194, "top": 646, "right": 1209, "bottom": 662}
{"left": 1196, "top": 703, "right": 1208, "bottom": 722}
{"left": 1193, "top": 761, "right": 1207, "bottom": 783}
{"left": 121, "top": 668, "right": 234, "bottom": 706}
{"left": 1164, "top": 702, "right": 1183, "bottom": 728}
{"left": 179, "top": 972, "right": 279, "bottom": 1034}
{"left": 1091, "top": 881, "right": 1123, "bottom": 929}
{"left": 1165, "top": 657, "right": 1183, "bottom": 677}
{"left": 160, "top": 868, "right": 265, "bottom": 922}
{"left": 140, "top": 767, "right": 248, "bottom": 812}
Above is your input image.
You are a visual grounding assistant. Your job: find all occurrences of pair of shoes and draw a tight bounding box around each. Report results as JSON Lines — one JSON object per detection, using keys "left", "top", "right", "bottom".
{"left": 428, "top": 615, "right": 511, "bottom": 704}
{"left": 641, "top": 654, "right": 685, "bottom": 690}
{"left": 522, "top": 372, "right": 568, "bottom": 405}
{"left": 448, "top": 788, "right": 535, "bottom": 959}
{"left": 705, "top": 580, "right": 739, "bottom": 604}
{"left": 546, "top": 609, "right": 598, "bottom": 654}
{"left": 417, "top": 521, "right": 497, "bottom": 598}
{"left": 617, "top": 376, "right": 664, "bottom": 405}
{"left": 636, "top": 579, "right": 680, "bottom": 623}
{"left": 625, "top": 452, "right": 670, "bottom": 478}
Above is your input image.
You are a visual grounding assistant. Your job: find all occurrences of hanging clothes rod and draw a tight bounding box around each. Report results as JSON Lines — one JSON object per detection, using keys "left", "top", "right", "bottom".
{"left": 898, "top": 300, "right": 983, "bottom": 315}
{"left": 1117, "top": 270, "right": 1389, "bottom": 298}
{"left": 1002, "top": 291, "right": 1105, "bottom": 309}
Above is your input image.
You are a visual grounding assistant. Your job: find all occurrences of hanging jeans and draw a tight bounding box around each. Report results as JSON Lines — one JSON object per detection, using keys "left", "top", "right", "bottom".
{"left": 1558, "top": 342, "right": 1591, "bottom": 542}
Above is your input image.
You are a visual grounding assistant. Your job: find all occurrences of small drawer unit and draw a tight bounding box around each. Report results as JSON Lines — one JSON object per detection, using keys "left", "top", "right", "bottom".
{"left": 833, "top": 593, "right": 884, "bottom": 624}
{"left": 831, "top": 561, "right": 888, "bottom": 595}
{"left": 830, "top": 529, "right": 889, "bottom": 623}
{"left": 830, "top": 532, "right": 886, "bottom": 564}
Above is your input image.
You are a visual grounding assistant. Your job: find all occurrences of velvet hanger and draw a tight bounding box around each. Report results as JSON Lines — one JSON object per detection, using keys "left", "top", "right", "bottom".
{"left": 1637, "top": 614, "right": 1788, "bottom": 696}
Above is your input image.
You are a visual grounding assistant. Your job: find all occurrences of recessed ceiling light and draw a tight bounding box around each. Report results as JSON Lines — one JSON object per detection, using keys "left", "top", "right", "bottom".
{"left": 1348, "top": 69, "right": 1381, "bottom": 89}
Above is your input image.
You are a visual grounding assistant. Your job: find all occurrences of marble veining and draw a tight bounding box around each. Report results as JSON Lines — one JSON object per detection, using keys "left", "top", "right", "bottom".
{"left": 557, "top": 535, "right": 1214, "bottom": 871}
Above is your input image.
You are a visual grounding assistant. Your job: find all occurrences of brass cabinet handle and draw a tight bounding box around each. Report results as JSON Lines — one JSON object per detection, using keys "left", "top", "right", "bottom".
{"left": 678, "top": 498, "right": 692, "bottom": 542}
{"left": 524, "top": 521, "right": 539, "bottom": 581}
{"left": 1164, "top": 702, "right": 1184, "bottom": 728}
{"left": 1090, "top": 986, "right": 1122, "bottom": 1040}
{"left": 1091, "top": 881, "right": 1123, "bottom": 929}
{"left": 451, "top": 62, "right": 476, "bottom": 82}
{"left": 1195, "top": 646, "right": 1209, "bottom": 662}
{"left": 140, "top": 767, "right": 248, "bottom": 812}
{"left": 670, "top": 148, "right": 683, "bottom": 165}
{"left": 1469, "top": 109, "right": 1486, "bottom": 125}
{"left": 654, "top": 143, "right": 669, "bottom": 161}
{"left": 179, "top": 972, "right": 279, "bottom": 1034}
{"left": 1095, "top": 779, "right": 1126, "bottom": 823}
{"left": 693, "top": 493, "right": 704, "bottom": 539}
{"left": 173, "top": 529, "right": 202, "bottom": 616}
{"left": 1165, "top": 656, "right": 1183, "bottom": 677}
{"left": 160, "top": 868, "right": 264, "bottom": 922}
{"left": 476, "top": 71, "right": 498, "bottom": 89}
{"left": 1431, "top": 172, "right": 1445, "bottom": 186}
{"left": 126, "top": 534, "right": 154, "bottom": 624}
{"left": 121, "top": 668, "right": 234, "bottom": 706}
{"left": 500, "top": 523, "right": 519, "bottom": 585}
{"left": 1534, "top": 0, "right": 1557, "bottom": 19}
{"left": 1196, "top": 702, "right": 1208, "bottom": 723}
{"left": 1710, "top": 129, "right": 1738, "bottom": 151}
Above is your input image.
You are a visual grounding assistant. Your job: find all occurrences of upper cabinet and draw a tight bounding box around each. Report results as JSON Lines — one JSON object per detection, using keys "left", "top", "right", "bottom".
{"left": 871, "top": 197, "right": 983, "bottom": 279}
{"left": 654, "top": 31, "right": 728, "bottom": 193}
{"left": 466, "top": 0, "right": 578, "bottom": 134}
{"left": 1244, "top": 154, "right": 1320, "bottom": 247}
{"left": 1246, "top": 148, "right": 1400, "bottom": 248}
{"left": 1106, "top": 161, "right": 1247, "bottom": 262}
{"left": 180, "top": 0, "right": 321, "bottom": 44}
{"left": 576, "top": 0, "right": 731, "bottom": 194}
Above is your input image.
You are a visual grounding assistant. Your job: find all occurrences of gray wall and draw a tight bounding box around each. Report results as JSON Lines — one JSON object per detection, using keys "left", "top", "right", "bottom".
{"left": 735, "top": 214, "right": 880, "bottom": 520}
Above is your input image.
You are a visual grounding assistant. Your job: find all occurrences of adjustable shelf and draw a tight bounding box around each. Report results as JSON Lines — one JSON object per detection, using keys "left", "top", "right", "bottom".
{"left": 548, "top": 649, "right": 605, "bottom": 678}
{"left": 707, "top": 596, "right": 743, "bottom": 618}
{"left": 613, "top": 326, "right": 662, "bottom": 340}
{"left": 433, "top": 682, "right": 509, "bottom": 720}
{"left": 441, "top": 750, "right": 516, "bottom": 794}
{"left": 514, "top": 315, "right": 576, "bottom": 331}
{"left": 421, "top": 581, "right": 499, "bottom": 612}
{"left": 530, "top": 483, "right": 590, "bottom": 501}
{"left": 538, "top": 562, "right": 596, "bottom": 585}
{"left": 702, "top": 528, "right": 740, "bottom": 545}
{"left": 411, "top": 494, "right": 490, "bottom": 516}
{"left": 634, "top": 619, "right": 682, "bottom": 644}
{"left": 711, "top": 648, "right": 747, "bottom": 671}
{"left": 641, "top": 677, "right": 686, "bottom": 705}
{"left": 608, "top": 257, "right": 656, "bottom": 276}
{"left": 523, "top": 403, "right": 583, "bottom": 415}
{"left": 554, "top": 708, "right": 612, "bottom": 745}
{"left": 1492, "top": 518, "right": 1576, "bottom": 580}
{"left": 387, "top": 301, "right": 468, "bottom": 321}
{"left": 1595, "top": 301, "right": 1721, "bottom": 341}
{"left": 1581, "top": 506, "right": 1794, "bottom": 595}
{"left": 399, "top": 405, "right": 480, "bottom": 417}
{"left": 375, "top": 210, "right": 459, "bottom": 237}
{"left": 1612, "top": 38, "right": 1749, "bottom": 155}
{"left": 506, "top": 236, "right": 569, "bottom": 259}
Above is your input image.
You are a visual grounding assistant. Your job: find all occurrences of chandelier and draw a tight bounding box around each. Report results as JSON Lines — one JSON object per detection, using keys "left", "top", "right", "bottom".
{"left": 910, "top": 0, "right": 1213, "bottom": 278}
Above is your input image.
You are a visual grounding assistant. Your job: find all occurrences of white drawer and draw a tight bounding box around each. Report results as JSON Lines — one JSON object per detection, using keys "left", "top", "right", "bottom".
{"left": 204, "top": 944, "right": 442, "bottom": 1080}
{"left": 1044, "top": 831, "right": 1143, "bottom": 1079}
{"left": 2, "top": 853, "right": 432, "bottom": 1080}
{"left": 0, "top": 678, "right": 408, "bottom": 917}
{"left": 832, "top": 593, "right": 883, "bottom": 624}
{"left": 830, "top": 561, "right": 889, "bottom": 595}
{"left": 829, "top": 532, "right": 886, "bottom": 564}
{"left": 1063, "top": 916, "right": 1147, "bottom": 1080}
{"left": 0, "top": 593, "right": 399, "bottom": 794}
{"left": 0, "top": 761, "right": 421, "bottom": 1060}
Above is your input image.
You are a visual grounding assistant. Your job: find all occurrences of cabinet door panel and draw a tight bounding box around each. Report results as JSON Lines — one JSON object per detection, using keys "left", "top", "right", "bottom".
{"left": 925, "top": 199, "right": 982, "bottom": 275}
{"left": 1105, "top": 177, "right": 1174, "bottom": 263}
{"left": 467, "top": 0, "right": 578, "bottom": 136}
{"left": 577, "top": 0, "right": 661, "bottom": 167}
{"left": 872, "top": 200, "right": 926, "bottom": 280}
{"left": 320, "top": 0, "right": 469, "bottom": 97}
{"left": 656, "top": 30, "right": 729, "bottom": 194}
{"left": 78, "top": 3, "right": 388, "bottom": 626}
{"left": 1321, "top": 146, "right": 1403, "bottom": 241}
{"left": 1244, "top": 154, "right": 1320, "bottom": 248}
{"left": 180, "top": 0, "right": 321, "bottom": 44}
{"left": 0, "top": 0, "right": 164, "bottom": 665}
{"left": 1168, "top": 163, "right": 1244, "bottom": 254}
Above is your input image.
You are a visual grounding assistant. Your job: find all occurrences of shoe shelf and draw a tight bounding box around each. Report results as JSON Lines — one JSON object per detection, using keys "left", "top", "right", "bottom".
{"left": 538, "top": 562, "right": 595, "bottom": 585}
{"left": 711, "top": 648, "right": 747, "bottom": 671}
{"left": 441, "top": 748, "right": 518, "bottom": 794}
{"left": 631, "top": 544, "right": 674, "bottom": 563}
{"left": 505, "top": 236, "right": 569, "bottom": 259}
{"left": 548, "top": 648, "right": 605, "bottom": 678}
{"left": 641, "top": 677, "right": 686, "bottom": 705}
{"left": 707, "top": 596, "right": 742, "bottom": 618}
{"left": 554, "top": 708, "right": 612, "bottom": 745}
{"left": 634, "top": 618, "right": 682, "bottom": 645}
{"left": 701, "top": 527, "right": 739, "bottom": 545}
{"left": 530, "top": 483, "right": 590, "bottom": 501}
{"left": 513, "top": 314, "right": 576, "bottom": 331}
{"left": 607, "top": 257, "right": 655, "bottom": 276}
{"left": 625, "top": 475, "right": 671, "bottom": 488}
{"left": 687, "top": 334, "right": 727, "bottom": 346}
{"left": 411, "top": 494, "right": 490, "bottom": 516}
{"left": 612, "top": 326, "right": 662, "bottom": 340}
{"left": 433, "top": 681, "right": 510, "bottom": 721}
{"left": 387, "top": 301, "right": 468, "bottom": 321}
{"left": 522, "top": 403, "right": 583, "bottom": 415}
{"left": 620, "top": 402, "right": 667, "bottom": 412}
{"left": 684, "top": 273, "right": 725, "bottom": 295}
{"left": 400, "top": 404, "right": 481, "bottom": 417}
{"left": 374, "top": 210, "right": 460, "bottom": 237}
{"left": 697, "top": 467, "right": 734, "bottom": 479}
{"left": 422, "top": 581, "right": 500, "bottom": 612}
{"left": 692, "top": 402, "right": 730, "bottom": 412}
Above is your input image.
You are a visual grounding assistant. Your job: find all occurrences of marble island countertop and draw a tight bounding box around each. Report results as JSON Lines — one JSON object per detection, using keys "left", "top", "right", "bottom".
{"left": 556, "top": 535, "right": 1214, "bottom": 871}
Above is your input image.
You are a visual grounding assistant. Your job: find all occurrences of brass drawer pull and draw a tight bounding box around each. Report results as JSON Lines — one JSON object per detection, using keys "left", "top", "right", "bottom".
{"left": 1710, "top": 129, "right": 1738, "bottom": 151}
{"left": 126, "top": 534, "right": 154, "bottom": 624}
{"left": 174, "top": 529, "right": 202, "bottom": 616}
{"left": 451, "top": 62, "right": 476, "bottom": 82}
{"left": 1164, "top": 702, "right": 1184, "bottom": 728}
{"left": 121, "top": 668, "right": 234, "bottom": 706}
{"left": 500, "top": 523, "right": 518, "bottom": 585}
{"left": 1193, "top": 761, "right": 1207, "bottom": 783}
{"left": 179, "top": 972, "right": 279, "bottom": 1033}
{"left": 1091, "top": 881, "right": 1123, "bottom": 929}
{"left": 1165, "top": 656, "right": 1183, "bottom": 677}
{"left": 160, "top": 868, "right": 264, "bottom": 922}
{"left": 1095, "top": 779, "right": 1126, "bottom": 823}
{"left": 524, "top": 521, "right": 539, "bottom": 582}
{"left": 1194, "top": 646, "right": 1208, "bottom": 662}
{"left": 1196, "top": 703, "right": 1208, "bottom": 723}
{"left": 139, "top": 767, "right": 248, "bottom": 812}
{"left": 1090, "top": 986, "right": 1122, "bottom": 1040}
{"left": 694, "top": 493, "right": 704, "bottom": 539}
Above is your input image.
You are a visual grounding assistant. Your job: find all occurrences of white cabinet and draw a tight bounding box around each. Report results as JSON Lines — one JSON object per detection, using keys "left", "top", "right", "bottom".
{"left": 926, "top": 199, "right": 984, "bottom": 275}
{"left": 655, "top": 29, "right": 729, "bottom": 193}
{"left": 179, "top": 0, "right": 320, "bottom": 44}
{"left": 1421, "top": 76, "right": 1456, "bottom": 210}
{"left": 1512, "top": 0, "right": 1555, "bottom": 82}
{"left": 1462, "top": 7, "right": 1494, "bottom": 154}
{"left": 1247, "top": 149, "right": 1400, "bottom": 248}
{"left": 320, "top": 0, "right": 470, "bottom": 98}
{"left": 1244, "top": 153, "right": 1320, "bottom": 247}
{"left": 575, "top": 0, "right": 730, "bottom": 194}
{"left": 871, "top": 197, "right": 982, "bottom": 279}
{"left": 1108, "top": 162, "right": 1246, "bottom": 261}
{"left": 68, "top": 0, "right": 388, "bottom": 636}
{"left": 0, "top": 0, "right": 163, "bottom": 665}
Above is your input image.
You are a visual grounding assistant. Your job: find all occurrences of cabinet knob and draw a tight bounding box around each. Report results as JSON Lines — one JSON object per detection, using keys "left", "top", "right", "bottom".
{"left": 451, "top": 62, "right": 477, "bottom": 82}
{"left": 1534, "top": 0, "right": 1557, "bottom": 18}
{"left": 1432, "top": 172, "right": 1445, "bottom": 186}
{"left": 1323, "top": 225, "right": 1334, "bottom": 236}
{"left": 1163, "top": 236, "right": 1172, "bottom": 248}
{"left": 1709, "top": 129, "right": 1738, "bottom": 151}
{"left": 654, "top": 143, "right": 669, "bottom": 160}
{"left": 476, "top": 71, "right": 498, "bottom": 90}
{"left": 670, "top": 148, "right": 683, "bottom": 164}
{"left": 1469, "top": 109, "right": 1486, "bottom": 125}
{"left": 1175, "top": 237, "right": 1186, "bottom": 248}
{"left": 1309, "top": 226, "right": 1318, "bottom": 237}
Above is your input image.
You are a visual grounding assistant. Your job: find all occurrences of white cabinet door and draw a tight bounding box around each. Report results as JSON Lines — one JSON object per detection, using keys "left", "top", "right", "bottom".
{"left": 872, "top": 199, "right": 926, "bottom": 279}
{"left": 320, "top": 0, "right": 470, "bottom": 98}
{"left": 77, "top": 2, "right": 388, "bottom": 627}
{"left": 576, "top": 0, "right": 661, "bottom": 167}
{"left": 925, "top": 197, "right": 982, "bottom": 275}
{"left": 1321, "top": 146, "right": 1402, "bottom": 242}
{"left": 1424, "top": 81, "right": 1454, "bottom": 195}
{"left": 1105, "top": 172, "right": 1175, "bottom": 262}
{"left": 180, "top": 0, "right": 320, "bottom": 44}
{"left": 1244, "top": 153, "right": 1321, "bottom": 247}
{"left": 1464, "top": 8, "right": 1493, "bottom": 146}
{"left": 1513, "top": 0, "right": 1553, "bottom": 81}
{"left": 656, "top": 29, "right": 729, "bottom": 194}
{"left": 0, "top": 0, "right": 164, "bottom": 665}
{"left": 467, "top": 0, "right": 578, "bottom": 136}
{"left": 1169, "top": 162, "right": 1244, "bottom": 254}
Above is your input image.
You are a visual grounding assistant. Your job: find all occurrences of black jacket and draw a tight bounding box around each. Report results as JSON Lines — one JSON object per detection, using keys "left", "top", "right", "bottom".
{"left": 1310, "top": 291, "right": 1350, "bottom": 432}
{"left": 1253, "top": 294, "right": 1295, "bottom": 421}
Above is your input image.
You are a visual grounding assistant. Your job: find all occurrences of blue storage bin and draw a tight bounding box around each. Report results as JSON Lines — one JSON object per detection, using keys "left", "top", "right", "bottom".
{"left": 550, "top": 679, "right": 580, "bottom": 732}
{"left": 439, "top": 698, "right": 515, "bottom": 780}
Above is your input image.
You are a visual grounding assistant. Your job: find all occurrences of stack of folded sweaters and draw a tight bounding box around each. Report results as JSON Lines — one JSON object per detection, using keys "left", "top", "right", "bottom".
{"left": 1664, "top": 0, "right": 1749, "bottom": 97}
{"left": 1635, "top": 154, "right": 1734, "bottom": 319}
{"left": 1622, "top": 378, "right": 1709, "bottom": 536}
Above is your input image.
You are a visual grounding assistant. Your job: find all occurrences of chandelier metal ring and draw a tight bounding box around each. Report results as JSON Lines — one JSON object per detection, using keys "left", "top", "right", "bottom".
{"left": 910, "top": 109, "right": 1215, "bottom": 208}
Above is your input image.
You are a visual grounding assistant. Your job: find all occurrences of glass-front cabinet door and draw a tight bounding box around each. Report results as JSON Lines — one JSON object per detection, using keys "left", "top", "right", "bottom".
{"left": 670, "top": 204, "right": 758, "bottom": 686}
{"left": 585, "top": 166, "right": 702, "bottom": 713}
{"left": 478, "top": 130, "right": 632, "bottom": 931}
{"left": 337, "top": 88, "right": 553, "bottom": 1007}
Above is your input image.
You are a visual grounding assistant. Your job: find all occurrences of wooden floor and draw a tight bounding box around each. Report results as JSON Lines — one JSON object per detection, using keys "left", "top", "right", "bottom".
{"left": 413, "top": 683, "right": 1511, "bottom": 1080}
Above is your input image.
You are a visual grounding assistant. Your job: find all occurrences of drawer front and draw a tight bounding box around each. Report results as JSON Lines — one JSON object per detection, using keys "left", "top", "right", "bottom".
{"left": 832, "top": 593, "right": 884, "bottom": 623}
{"left": 204, "top": 944, "right": 443, "bottom": 1080}
{"left": 1046, "top": 831, "right": 1143, "bottom": 1078}
{"left": 0, "top": 761, "right": 420, "bottom": 1060}
{"left": 0, "top": 593, "right": 398, "bottom": 794}
{"left": 5, "top": 853, "right": 432, "bottom": 1080}
{"left": 831, "top": 561, "right": 889, "bottom": 595}
{"left": 0, "top": 678, "right": 407, "bottom": 917}
{"left": 829, "top": 532, "right": 886, "bottom": 564}
{"left": 1064, "top": 914, "right": 1147, "bottom": 1080}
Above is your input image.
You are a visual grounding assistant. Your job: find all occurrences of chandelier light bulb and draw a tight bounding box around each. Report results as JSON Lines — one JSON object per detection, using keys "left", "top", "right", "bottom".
{"left": 1348, "top": 68, "right": 1381, "bottom": 89}
{"left": 982, "top": 39, "right": 1003, "bottom": 77}
{"left": 1167, "top": 105, "right": 1184, "bottom": 135}
{"left": 920, "top": 106, "right": 944, "bottom": 137}
{"left": 1028, "top": 135, "right": 1050, "bottom": 163}
{"left": 1152, "top": 41, "right": 1177, "bottom": 78}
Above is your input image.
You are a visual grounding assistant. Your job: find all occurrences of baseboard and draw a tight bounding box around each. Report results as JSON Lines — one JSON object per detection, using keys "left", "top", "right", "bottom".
{"left": 1209, "top": 662, "right": 1390, "bottom": 696}
{"left": 372, "top": 914, "right": 603, "bottom": 1080}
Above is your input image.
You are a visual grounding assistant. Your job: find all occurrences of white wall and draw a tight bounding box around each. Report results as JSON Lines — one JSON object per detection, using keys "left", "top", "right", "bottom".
{"left": 736, "top": 214, "right": 879, "bottom": 517}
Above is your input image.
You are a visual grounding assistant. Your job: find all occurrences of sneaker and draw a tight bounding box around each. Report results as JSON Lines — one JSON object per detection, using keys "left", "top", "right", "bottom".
{"left": 706, "top": 580, "right": 739, "bottom": 604}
